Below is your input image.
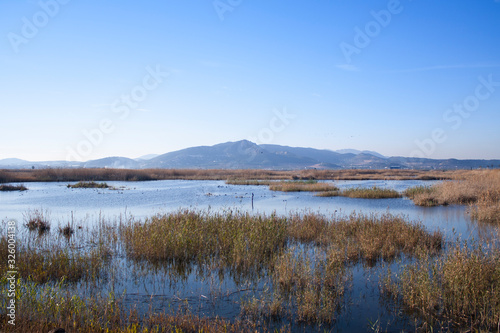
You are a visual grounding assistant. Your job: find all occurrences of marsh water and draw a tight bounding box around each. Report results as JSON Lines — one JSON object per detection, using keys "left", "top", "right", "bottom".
{"left": 1, "top": 180, "right": 496, "bottom": 332}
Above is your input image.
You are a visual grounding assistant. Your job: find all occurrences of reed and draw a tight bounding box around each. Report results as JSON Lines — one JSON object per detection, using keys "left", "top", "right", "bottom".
{"left": 317, "top": 186, "right": 401, "bottom": 199}
{"left": 405, "top": 170, "right": 500, "bottom": 223}
{"left": 225, "top": 178, "right": 274, "bottom": 185}
{"left": 269, "top": 180, "right": 339, "bottom": 192}
{"left": 68, "top": 181, "right": 110, "bottom": 189}
{"left": 383, "top": 242, "right": 500, "bottom": 331}
{"left": 121, "top": 210, "right": 288, "bottom": 275}
{"left": 0, "top": 168, "right": 460, "bottom": 184}
{"left": 0, "top": 184, "right": 27, "bottom": 191}
{"left": 24, "top": 209, "right": 51, "bottom": 234}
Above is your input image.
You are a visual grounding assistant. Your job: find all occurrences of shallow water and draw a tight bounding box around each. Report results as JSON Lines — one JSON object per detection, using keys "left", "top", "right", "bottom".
{"left": 1, "top": 179, "right": 496, "bottom": 331}
{"left": 0, "top": 179, "right": 484, "bottom": 240}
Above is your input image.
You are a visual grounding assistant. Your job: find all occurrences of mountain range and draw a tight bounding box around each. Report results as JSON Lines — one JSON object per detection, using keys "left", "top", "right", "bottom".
{"left": 1, "top": 140, "right": 499, "bottom": 170}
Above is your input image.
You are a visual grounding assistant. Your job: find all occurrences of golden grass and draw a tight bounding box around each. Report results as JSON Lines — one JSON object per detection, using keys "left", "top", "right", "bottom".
{"left": 0, "top": 209, "right": 446, "bottom": 331}
{"left": 317, "top": 186, "right": 401, "bottom": 199}
{"left": 121, "top": 210, "right": 288, "bottom": 275}
{"left": 225, "top": 178, "right": 274, "bottom": 185}
{"left": 0, "top": 279, "right": 281, "bottom": 333}
{"left": 0, "top": 168, "right": 461, "bottom": 184}
{"left": 67, "top": 181, "right": 110, "bottom": 189}
{"left": 405, "top": 170, "right": 500, "bottom": 223}
{"left": 0, "top": 184, "right": 27, "bottom": 191}
{"left": 269, "top": 180, "right": 339, "bottom": 192}
{"left": 383, "top": 242, "right": 500, "bottom": 331}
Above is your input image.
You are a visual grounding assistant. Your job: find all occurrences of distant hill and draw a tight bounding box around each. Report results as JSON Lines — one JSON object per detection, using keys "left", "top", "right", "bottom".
{"left": 1, "top": 140, "right": 499, "bottom": 170}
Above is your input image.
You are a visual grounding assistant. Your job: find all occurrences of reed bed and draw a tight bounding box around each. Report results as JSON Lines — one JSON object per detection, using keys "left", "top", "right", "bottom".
{"left": 68, "top": 181, "right": 110, "bottom": 189}
{"left": 287, "top": 213, "right": 442, "bottom": 263}
{"left": 225, "top": 178, "right": 274, "bottom": 185}
{"left": 382, "top": 242, "right": 500, "bottom": 331}
{"left": 0, "top": 209, "right": 446, "bottom": 331}
{"left": 317, "top": 186, "right": 401, "bottom": 199}
{"left": 405, "top": 170, "right": 500, "bottom": 223}
{"left": 121, "top": 210, "right": 288, "bottom": 275}
{"left": 1, "top": 279, "right": 279, "bottom": 333}
{"left": 269, "top": 180, "right": 339, "bottom": 192}
{"left": 0, "top": 168, "right": 460, "bottom": 184}
{"left": 0, "top": 184, "right": 27, "bottom": 191}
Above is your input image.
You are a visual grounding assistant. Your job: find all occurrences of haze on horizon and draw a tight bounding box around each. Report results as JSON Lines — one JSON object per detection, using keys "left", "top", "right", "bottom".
{"left": 1, "top": 0, "right": 499, "bottom": 162}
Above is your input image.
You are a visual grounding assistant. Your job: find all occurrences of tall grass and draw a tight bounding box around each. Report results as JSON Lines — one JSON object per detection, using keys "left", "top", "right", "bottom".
{"left": 68, "top": 181, "right": 110, "bottom": 189}
{"left": 0, "top": 168, "right": 460, "bottom": 184}
{"left": 405, "top": 170, "right": 500, "bottom": 223}
{"left": 0, "top": 184, "right": 27, "bottom": 191}
{"left": 383, "top": 242, "right": 500, "bottom": 331}
{"left": 317, "top": 186, "right": 401, "bottom": 199}
{"left": 269, "top": 180, "right": 339, "bottom": 192}
{"left": 225, "top": 179, "right": 274, "bottom": 185}
{"left": 121, "top": 210, "right": 288, "bottom": 275}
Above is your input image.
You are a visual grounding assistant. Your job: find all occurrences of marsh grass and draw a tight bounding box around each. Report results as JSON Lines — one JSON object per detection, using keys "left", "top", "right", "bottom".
{"left": 121, "top": 210, "right": 288, "bottom": 276}
{"left": 288, "top": 213, "right": 442, "bottom": 264}
{"left": 382, "top": 241, "right": 500, "bottom": 331}
{"left": 0, "top": 168, "right": 459, "bottom": 184}
{"left": 225, "top": 178, "right": 274, "bottom": 186}
{"left": 24, "top": 209, "right": 51, "bottom": 234}
{"left": 269, "top": 180, "right": 339, "bottom": 192}
{"left": 1, "top": 209, "right": 446, "bottom": 330}
{"left": 0, "top": 277, "right": 286, "bottom": 333}
{"left": 68, "top": 181, "right": 110, "bottom": 189}
{"left": 317, "top": 186, "right": 401, "bottom": 199}
{"left": 405, "top": 170, "right": 500, "bottom": 223}
{"left": 0, "top": 184, "right": 27, "bottom": 191}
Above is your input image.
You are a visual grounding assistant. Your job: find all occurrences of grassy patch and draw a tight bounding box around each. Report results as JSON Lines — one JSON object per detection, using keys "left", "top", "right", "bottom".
{"left": 404, "top": 170, "right": 500, "bottom": 223}
{"left": 121, "top": 210, "right": 288, "bottom": 275}
{"left": 225, "top": 179, "right": 274, "bottom": 185}
{"left": 68, "top": 181, "right": 110, "bottom": 189}
{"left": 0, "top": 184, "right": 27, "bottom": 191}
{"left": 24, "top": 209, "right": 51, "bottom": 234}
{"left": 317, "top": 186, "right": 401, "bottom": 199}
{"left": 0, "top": 168, "right": 460, "bottom": 183}
{"left": 269, "top": 180, "right": 339, "bottom": 192}
{"left": 383, "top": 242, "right": 500, "bottom": 331}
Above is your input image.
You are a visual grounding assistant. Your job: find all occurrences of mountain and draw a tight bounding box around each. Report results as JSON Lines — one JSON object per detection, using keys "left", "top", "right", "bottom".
{"left": 135, "top": 154, "right": 160, "bottom": 161}
{"left": 146, "top": 140, "right": 317, "bottom": 169}
{"left": 2, "top": 140, "right": 499, "bottom": 170}
{"left": 335, "top": 149, "right": 386, "bottom": 159}
{"left": 82, "top": 157, "right": 141, "bottom": 169}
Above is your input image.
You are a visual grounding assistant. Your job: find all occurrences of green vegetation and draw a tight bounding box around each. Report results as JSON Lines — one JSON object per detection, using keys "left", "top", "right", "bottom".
{"left": 317, "top": 186, "right": 401, "bottom": 199}
{"left": 0, "top": 184, "right": 27, "bottom": 191}
{"left": 68, "top": 181, "right": 110, "bottom": 189}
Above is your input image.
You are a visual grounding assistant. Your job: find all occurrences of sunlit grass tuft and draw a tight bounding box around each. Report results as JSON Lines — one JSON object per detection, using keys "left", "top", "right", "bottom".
{"left": 317, "top": 186, "right": 401, "bottom": 199}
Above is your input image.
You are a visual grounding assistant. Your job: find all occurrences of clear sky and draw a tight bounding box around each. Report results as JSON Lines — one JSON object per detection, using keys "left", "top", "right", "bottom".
{"left": 1, "top": 0, "right": 499, "bottom": 161}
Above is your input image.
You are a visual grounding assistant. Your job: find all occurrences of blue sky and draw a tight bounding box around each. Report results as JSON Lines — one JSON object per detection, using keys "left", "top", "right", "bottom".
{"left": 1, "top": 0, "right": 499, "bottom": 161}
